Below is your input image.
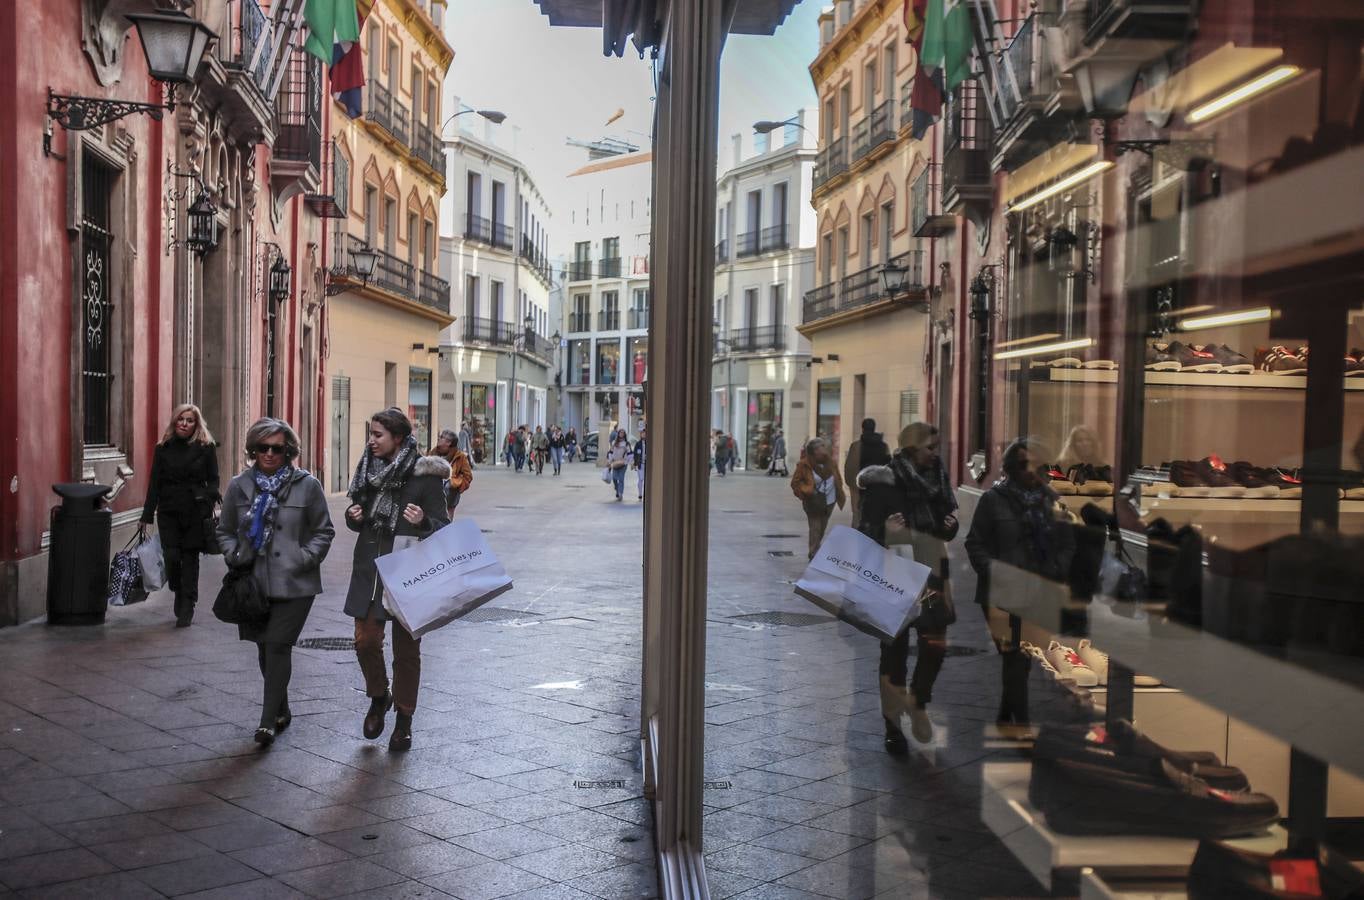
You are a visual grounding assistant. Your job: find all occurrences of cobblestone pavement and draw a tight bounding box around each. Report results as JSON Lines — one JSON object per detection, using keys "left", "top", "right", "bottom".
{"left": 1, "top": 461, "right": 1052, "bottom": 899}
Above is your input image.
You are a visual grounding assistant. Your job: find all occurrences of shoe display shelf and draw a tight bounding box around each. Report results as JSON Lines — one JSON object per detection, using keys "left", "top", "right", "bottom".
{"left": 1043, "top": 368, "right": 1364, "bottom": 390}
{"left": 1079, "top": 867, "right": 1190, "bottom": 900}
{"left": 981, "top": 760, "right": 1288, "bottom": 893}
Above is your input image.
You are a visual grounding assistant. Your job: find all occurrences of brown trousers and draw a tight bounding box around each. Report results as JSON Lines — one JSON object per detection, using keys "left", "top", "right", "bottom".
{"left": 805, "top": 505, "right": 832, "bottom": 559}
{"left": 354, "top": 609, "right": 421, "bottom": 715}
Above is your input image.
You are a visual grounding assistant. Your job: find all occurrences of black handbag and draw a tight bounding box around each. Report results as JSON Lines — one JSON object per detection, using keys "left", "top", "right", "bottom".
{"left": 212, "top": 565, "right": 269, "bottom": 625}
{"left": 201, "top": 514, "right": 222, "bottom": 555}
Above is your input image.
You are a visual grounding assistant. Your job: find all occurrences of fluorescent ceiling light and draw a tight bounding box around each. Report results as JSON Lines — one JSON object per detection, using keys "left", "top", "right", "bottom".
{"left": 1187, "top": 65, "right": 1300, "bottom": 123}
{"left": 997, "top": 332, "right": 1061, "bottom": 349}
{"left": 995, "top": 337, "right": 1094, "bottom": 361}
{"left": 1007, "top": 161, "right": 1114, "bottom": 213}
{"left": 1179, "top": 307, "right": 1272, "bottom": 330}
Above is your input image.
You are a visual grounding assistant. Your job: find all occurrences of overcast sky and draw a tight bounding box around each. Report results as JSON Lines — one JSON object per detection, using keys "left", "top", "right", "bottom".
{"left": 441, "top": 0, "right": 822, "bottom": 230}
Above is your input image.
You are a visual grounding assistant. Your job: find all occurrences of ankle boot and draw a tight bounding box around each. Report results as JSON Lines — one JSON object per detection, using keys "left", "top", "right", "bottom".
{"left": 363, "top": 691, "right": 393, "bottom": 739}
{"left": 389, "top": 712, "right": 412, "bottom": 752}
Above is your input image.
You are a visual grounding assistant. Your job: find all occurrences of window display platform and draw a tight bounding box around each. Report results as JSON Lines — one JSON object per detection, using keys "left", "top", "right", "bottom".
{"left": 1042, "top": 368, "right": 1364, "bottom": 391}
{"left": 1079, "top": 868, "right": 1191, "bottom": 900}
{"left": 982, "top": 761, "right": 1287, "bottom": 892}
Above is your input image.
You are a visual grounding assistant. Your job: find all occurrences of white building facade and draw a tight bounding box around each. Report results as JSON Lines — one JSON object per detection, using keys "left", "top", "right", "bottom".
{"left": 557, "top": 151, "right": 653, "bottom": 441}
{"left": 438, "top": 124, "right": 555, "bottom": 464}
{"left": 713, "top": 117, "right": 817, "bottom": 470}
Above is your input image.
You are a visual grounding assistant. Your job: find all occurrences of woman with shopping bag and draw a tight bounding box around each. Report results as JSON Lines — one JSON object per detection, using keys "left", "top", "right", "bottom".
{"left": 217, "top": 418, "right": 334, "bottom": 746}
{"left": 140, "top": 403, "right": 220, "bottom": 627}
{"left": 604, "top": 432, "right": 631, "bottom": 501}
{"left": 856, "top": 422, "right": 958, "bottom": 753}
{"left": 345, "top": 408, "right": 450, "bottom": 752}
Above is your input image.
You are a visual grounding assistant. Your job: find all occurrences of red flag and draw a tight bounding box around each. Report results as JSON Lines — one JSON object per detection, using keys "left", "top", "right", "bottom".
{"left": 330, "top": 7, "right": 368, "bottom": 116}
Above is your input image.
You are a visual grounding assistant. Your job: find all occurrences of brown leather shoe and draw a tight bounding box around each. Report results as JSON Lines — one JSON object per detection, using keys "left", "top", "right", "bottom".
{"left": 363, "top": 691, "right": 392, "bottom": 740}
{"left": 388, "top": 713, "right": 412, "bottom": 752}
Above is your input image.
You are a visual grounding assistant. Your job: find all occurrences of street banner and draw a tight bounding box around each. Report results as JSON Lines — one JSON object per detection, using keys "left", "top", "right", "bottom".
{"left": 794, "top": 525, "right": 931, "bottom": 642}
{"left": 375, "top": 519, "right": 512, "bottom": 638}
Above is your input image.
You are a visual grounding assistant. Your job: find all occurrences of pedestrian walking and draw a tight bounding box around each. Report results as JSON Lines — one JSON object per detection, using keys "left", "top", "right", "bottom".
{"left": 217, "top": 418, "right": 334, "bottom": 746}
{"left": 565, "top": 428, "right": 579, "bottom": 463}
{"left": 549, "top": 426, "right": 566, "bottom": 475}
{"left": 503, "top": 429, "right": 517, "bottom": 468}
{"left": 431, "top": 429, "right": 473, "bottom": 517}
{"left": 632, "top": 427, "right": 647, "bottom": 501}
{"left": 791, "top": 437, "right": 845, "bottom": 559}
{"left": 713, "top": 430, "right": 729, "bottom": 477}
{"left": 768, "top": 429, "right": 788, "bottom": 477}
{"left": 844, "top": 418, "right": 892, "bottom": 529}
{"left": 531, "top": 426, "right": 550, "bottom": 475}
{"left": 965, "top": 438, "right": 1075, "bottom": 732}
{"left": 345, "top": 408, "right": 451, "bottom": 752}
{"left": 140, "top": 403, "right": 221, "bottom": 627}
{"left": 856, "top": 422, "right": 958, "bottom": 752}
{"left": 727, "top": 433, "right": 739, "bottom": 473}
{"left": 458, "top": 420, "right": 476, "bottom": 470}
{"left": 605, "top": 432, "right": 631, "bottom": 501}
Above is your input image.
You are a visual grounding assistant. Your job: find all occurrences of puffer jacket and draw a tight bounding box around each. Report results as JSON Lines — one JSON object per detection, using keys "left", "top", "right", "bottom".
{"left": 217, "top": 467, "right": 335, "bottom": 599}
{"left": 343, "top": 455, "right": 452, "bottom": 620}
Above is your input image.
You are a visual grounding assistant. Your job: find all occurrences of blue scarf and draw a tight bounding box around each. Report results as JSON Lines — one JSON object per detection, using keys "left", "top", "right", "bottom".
{"left": 247, "top": 465, "right": 294, "bottom": 552}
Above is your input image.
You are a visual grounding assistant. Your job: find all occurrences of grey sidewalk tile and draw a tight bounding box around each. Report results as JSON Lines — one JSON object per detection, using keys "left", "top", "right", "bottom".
{"left": 127, "top": 851, "right": 262, "bottom": 896}
{"left": 499, "top": 885, "right": 600, "bottom": 900}
{"left": 148, "top": 800, "right": 259, "bottom": 831}
{"left": 14, "top": 871, "right": 164, "bottom": 900}
{"left": 318, "top": 821, "right": 437, "bottom": 857}
{"left": 506, "top": 843, "right": 630, "bottom": 882}
{"left": 366, "top": 840, "right": 491, "bottom": 879}
{"left": 0, "top": 847, "right": 118, "bottom": 891}
{"left": 0, "top": 776, "right": 100, "bottom": 806}
{"left": 89, "top": 831, "right": 217, "bottom": 870}
{"left": 229, "top": 836, "right": 355, "bottom": 876}
{"left": 108, "top": 783, "right": 219, "bottom": 812}
{"left": 749, "top": 824, "right": 871, "bottom": 861}
{"left": 278, "top": 859, "right": 407, "bottom": 898}
{"left": 260, "top": 803, "right": 385, "bottom": 836}
{"left": 706, "top": 845, "right": 817, "bottom": 883}
{"left": 336, "top": 882, "right": 456, "bottom": 900}
{"left": 471, "top": 794, "right": 581, "bottom": 825}
{"left": 355, "top": 790, "right": 460, "bottom": 820}
{"left": 0, "top": 826, "right": 75, "bottom": 861}
{"left": 564, "top": 860, "right": 659, "bottom": 899}
{"left": 422, "top": 860, "right": 551, "bottom": 900}
{"left": 49, "top": 812, "right": 172, "bottom": 846}
{"left": 403, "top": 805, "right": 510, "bottom": 840}
{"left": 177, "top": 877, "right": 310, "bottom": 899}
{"left": 185, "top": 816, "right": 301, "bottom": 853}
{"left": 449, "top": 824, "right": 567, "bottom": 861}
{"left": 20, "top": 794, "right": 133, "bottom": 826}
{"left": 705, "top": 869, "right": 762, "bottom": 900}
{"left": 773, "top": 857, "right": 909, "bottom": 900}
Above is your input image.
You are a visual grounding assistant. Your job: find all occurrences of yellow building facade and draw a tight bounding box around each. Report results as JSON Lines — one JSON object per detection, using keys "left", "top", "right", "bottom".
{"left": 324, "top": 0, "right": 453, "bottom": 491}
{"left": 803, "top": 0, "right": 935, "bottom": 462}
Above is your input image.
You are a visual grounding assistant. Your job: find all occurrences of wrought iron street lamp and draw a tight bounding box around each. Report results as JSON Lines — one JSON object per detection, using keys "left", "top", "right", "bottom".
{"left": 185, "top": 191, "right": 219, "bottom": 256}
{"left": 47, "top": 10, "right": 216, "bottom": 132}
{"left": 879, "top": 259, "right": 909, "bottom": 296}
{"left": 350, "top": 243, "right": 380, "bottom": 285}
{"left": 269, "top": 256, "right": 292, "bottom": 305}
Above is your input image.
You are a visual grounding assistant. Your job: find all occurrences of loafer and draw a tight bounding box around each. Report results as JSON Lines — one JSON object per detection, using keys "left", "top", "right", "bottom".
{"left": 363, "top": 691, "right": 393, "bottom": 740}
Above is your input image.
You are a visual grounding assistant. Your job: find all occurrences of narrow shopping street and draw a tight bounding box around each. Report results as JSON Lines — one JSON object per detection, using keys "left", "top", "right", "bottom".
{"left": 0, "top": 462, "right": 1050, "bottom": 899}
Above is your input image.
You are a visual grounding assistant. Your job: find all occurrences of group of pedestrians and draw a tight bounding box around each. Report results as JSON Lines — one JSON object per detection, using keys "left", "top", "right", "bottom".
{"left": 140, "top": 404, "right": 476, "bottom": 752}
{"left": 503, "top": 425, "right": 577, "bottom": 474}
{"left": 711, "top": 430, "right": 739, "bottom": 476}
{"left": 793, "top": 416, "right": 1076, "bottom": 754}
{"left": 603, "top": 425, "right": 646, "bottom": 502}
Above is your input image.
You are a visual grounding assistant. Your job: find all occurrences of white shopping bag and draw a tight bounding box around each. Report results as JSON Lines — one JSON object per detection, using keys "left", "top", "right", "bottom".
{"left": 135, "top": 533, "right": 166, "bottom": 592}
{"left": 374, "top": 519, "right": 513, "bottom": 637}
{"left": 793, "top": 525, "right": 932, "bottom": 642}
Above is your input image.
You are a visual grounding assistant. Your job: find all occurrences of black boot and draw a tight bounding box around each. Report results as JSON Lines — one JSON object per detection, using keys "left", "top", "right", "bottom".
{"left": 883, "top": 717, "right": 908, "bottom": 756}
{"left": 174, "top": 595, "right": 194, "bottom": 628}
{"left": 389, "top": 712, "right": 412, "bottom": 752}
{"left": 997, "top": 649, "right": 1032, "bottom": 725}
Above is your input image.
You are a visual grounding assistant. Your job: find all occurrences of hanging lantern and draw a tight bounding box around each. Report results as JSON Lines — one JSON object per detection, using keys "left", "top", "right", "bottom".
{"left": 269, "top": 255, "right": 292, "bottom": 305}
{"left": 185, "top": 191, "right": 218, "bottom": 255}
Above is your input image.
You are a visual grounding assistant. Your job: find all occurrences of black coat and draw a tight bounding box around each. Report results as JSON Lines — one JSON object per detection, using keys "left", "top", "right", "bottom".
{"left": 141, "top": 438, "right": 220, "bottom": 550}
{"left": 964, "top": 483, "right": 1075, "bottom": 609}
{"left": 343, "top": 456, "right": 452, "bottom": 620}
{"left": 855, "top": 455, "right": 957, "bottom": 547}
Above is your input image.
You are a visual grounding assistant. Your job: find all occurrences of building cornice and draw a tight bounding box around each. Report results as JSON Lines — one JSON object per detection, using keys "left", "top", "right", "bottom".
{"left": 809, "top": 0, "right": 902, "bottom": 89}
{"left": 718, "top": 144, "right": 816, "bottom": 188}
{"left": 361, "top": 0, "right": 455, "bottom": 70}
{"left": 333, "top": 280, "right": 455, "bottom": 326}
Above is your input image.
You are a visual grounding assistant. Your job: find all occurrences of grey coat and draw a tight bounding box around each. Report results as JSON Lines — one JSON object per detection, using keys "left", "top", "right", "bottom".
{"left": 343, "top": 455, "right": 452, "bottom": 620}
{"left": 217, "top": 468, "right": 335, "bottom": 599}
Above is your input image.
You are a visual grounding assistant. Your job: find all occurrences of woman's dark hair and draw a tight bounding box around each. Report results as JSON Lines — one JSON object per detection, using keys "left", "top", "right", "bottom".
{"left": 1002, "top": 438, "right": 1038, "bottom": 477}
{"left": 370, "top": 408, "right": 412, "bottom": 440}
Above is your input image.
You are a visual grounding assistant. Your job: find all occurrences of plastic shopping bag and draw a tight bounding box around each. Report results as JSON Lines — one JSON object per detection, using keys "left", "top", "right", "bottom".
{"left": 601, "top": 467, "right": 612, "bottom": 483}
{"left": 793, "top": 525, "right": 931, "bottom": 642}
{"left": 107, "top": 538, "right": 148, "bottom": 606}
{"left": 135, "top": 533, "right": 166, "bottom": 592}
{"left": 375, "top": 520, "right": 513, "bottom": 638}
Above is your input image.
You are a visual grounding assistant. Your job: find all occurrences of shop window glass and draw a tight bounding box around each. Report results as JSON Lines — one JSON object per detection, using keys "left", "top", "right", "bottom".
{"left": 462, "top": 383, "right": 495, "bottom": 464}
{"left": 407, "top": 367, "right": 432, "bottom": 450}
{"left": 745, "top": 391, "right": 782, "bottom": 470}
{"left": 597, "top": 340, "right": 620, "bottom": 385}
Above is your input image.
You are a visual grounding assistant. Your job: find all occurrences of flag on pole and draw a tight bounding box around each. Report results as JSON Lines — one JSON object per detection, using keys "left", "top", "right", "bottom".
{"left": 330, "top": 6, "right": 369, "bottom": 118}
{"left": 303, "top": 0, "right": 360, "bottom": 65}
{"left": 910, "top": 0, "right": 973, "bottom": 139}
{"left": 906, "top": 0, "right": 942, "bottom": 139}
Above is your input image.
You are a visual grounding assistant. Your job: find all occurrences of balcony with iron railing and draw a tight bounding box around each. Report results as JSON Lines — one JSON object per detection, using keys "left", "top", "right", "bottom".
{"left": 492, "top": 221, "right": 513, "bottom": 251}
{"left": 519, "top": 237, "right": 552, "bottom": 285}
{"left": 598, "top": 257, "right": 622, "bottom": 278}
{"left": 598, "top": 310, "right": 621, "bottom": 331}
{"left": 715, "top": 238, "right": 729, "bottom": 263}
{"left": 735, "top": 231, "right": 760, "bottom": 258}
{"left": 942, "top": 82, "right": 993, "bottom": 213}
{"left": 729, "top": 325, "right": 786, "bottom": 354}
{"left": 628, "top": 308, "right": 649, "bottom": 329}
{"left": 273, "top": 53, "right": 322, "bottom": 173}
{"left": 911, "top": 167, "right": 953, "bottom": 237}
{"left": 760, "top": 224, "right": 789, "bottom": 253}
{"left": 371, "top": 246, "right": 414, "bottom": 300}
{"left": 306, "top": 140, "right": 349, "bottom": 218}
{"left": 567, "top": 311, "right": 591, "bottom": 333}
{"left": 1085, "top": 0, "right": 1197, "bottom": 45}
{"left": 418, "top": 270, "right": 450, "bottom": 312}
{"left": 568, "top": 261, "right": 593, "bottom": 282}
{"left": 367, "top": 81, "right": 395, "bottom": 138}
{"left": 850, "top": 115, "right": 871, "bottom": 163}
{"left": 869, "top": 99, "right": 896, "bottom": 151}
{"left": 813, "top": 136, "right": 849, "bottom": 193}
{"left": 412, "top": 122, "right": 444, "bottom": 172}
{"left": 464, "top": 214, "right": 513, "bottom": 252}
{"left": 391, "top": 99, "right": 410, "bottom": 148}
{"left": 463, "top": 317, "right": 515, "bottom": 346}
{"left": 219, "top": 0, "right": 271, "bottom": 91}
{"left": 801, "top": 250, "right": 927, "bottom": 327}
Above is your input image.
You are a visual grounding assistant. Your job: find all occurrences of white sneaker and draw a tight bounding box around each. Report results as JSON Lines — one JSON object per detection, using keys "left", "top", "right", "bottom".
{"left": 1045, "top": 640, "right": 1100, "bottom": 687}
{"left": 1020, "top": 642, "right": 1070, "bottom": 684}
{"left": 1075, "top": 639, "right": 1162, "bottom": 687}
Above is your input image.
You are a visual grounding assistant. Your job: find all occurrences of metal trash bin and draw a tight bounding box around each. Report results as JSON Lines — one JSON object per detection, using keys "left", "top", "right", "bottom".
{"left": 47, "top": 482, "right": 113, "bottom": 625}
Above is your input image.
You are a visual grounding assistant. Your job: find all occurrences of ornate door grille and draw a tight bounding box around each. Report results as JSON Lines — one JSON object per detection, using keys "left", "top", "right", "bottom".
{"left": 81, "top": 159, "right": 116, "bottom": 446}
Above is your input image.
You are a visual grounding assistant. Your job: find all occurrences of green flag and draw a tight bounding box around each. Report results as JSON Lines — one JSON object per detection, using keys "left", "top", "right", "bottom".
{"left": 920, "top": 0, "right": 974, "bottom": 93}
{"left": 304, "top": 0, "right": 361, "bottom": 65}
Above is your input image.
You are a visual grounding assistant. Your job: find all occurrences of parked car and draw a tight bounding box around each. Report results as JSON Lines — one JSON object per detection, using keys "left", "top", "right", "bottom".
{"left": 581, "top": 431, "right": 599, "bottom": 462}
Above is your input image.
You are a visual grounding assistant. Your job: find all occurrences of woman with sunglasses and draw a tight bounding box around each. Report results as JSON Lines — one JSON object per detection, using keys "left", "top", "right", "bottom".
{"left": 218, "top": 418, "right": 335, "bottom": 746}
{"left": 345, "top": 408, "right": 451, "bottom": 752}
{"left": 139, "top": 403, "right": 220, "bottom": 627}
